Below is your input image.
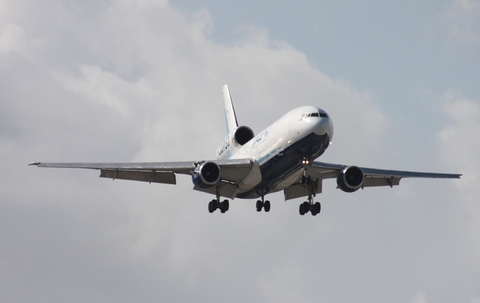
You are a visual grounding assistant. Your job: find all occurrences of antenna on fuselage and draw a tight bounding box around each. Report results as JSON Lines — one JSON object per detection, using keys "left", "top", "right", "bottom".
{"left": 223, "top": 84, "right": 239, "bottom": 135}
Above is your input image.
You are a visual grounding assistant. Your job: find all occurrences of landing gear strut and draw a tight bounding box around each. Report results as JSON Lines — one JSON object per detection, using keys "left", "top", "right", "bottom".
{"left": 208, "top": 197, "right": 229, "bottom": 213}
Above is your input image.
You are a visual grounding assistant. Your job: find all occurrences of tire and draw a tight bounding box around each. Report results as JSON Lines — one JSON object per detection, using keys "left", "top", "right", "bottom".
{"left": 264, "top": 201, "right": 271, "bottom": 212}
{"left": 299, "top": 203, "right": 306, "bottom": 215}
{"left": 223, "top": 200, "right": 229, "bottom": 212}
{"left": 256, "top": 200, "right": 263, "bottom": 212}
{"left": 302, "top": 202, "right": 309, "bottom": 212}
{"left": 208, "top": 201, "right": 215, "bottom": 213}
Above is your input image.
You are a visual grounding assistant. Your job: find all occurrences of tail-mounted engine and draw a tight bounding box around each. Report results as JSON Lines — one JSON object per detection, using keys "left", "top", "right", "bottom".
{"left": 217, "top": 126, "right": 254, "bottom": 159}
{"left": 192, "top": 162, "right": 221, "bottom": 188}
{"left": 337, "top": 166, "right": 364, "bottom": 193}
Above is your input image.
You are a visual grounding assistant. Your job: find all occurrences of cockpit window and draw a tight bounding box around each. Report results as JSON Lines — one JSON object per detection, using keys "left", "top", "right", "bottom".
{"left": 300, "top": 111, "right": 328, "bottom": 120}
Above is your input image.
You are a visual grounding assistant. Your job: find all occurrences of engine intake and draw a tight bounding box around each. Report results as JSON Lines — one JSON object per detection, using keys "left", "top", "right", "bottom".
{"left": 233, "top": 126, "right": 254, "bottom": 146}
{"left": 217, "top": 126, "right": 254, "bottom": 159}
{"left": 337, "top": 166, "right": 364, "bottom": 193}
{"left": 192, "top": 162, "right": 221, "bottom": 188}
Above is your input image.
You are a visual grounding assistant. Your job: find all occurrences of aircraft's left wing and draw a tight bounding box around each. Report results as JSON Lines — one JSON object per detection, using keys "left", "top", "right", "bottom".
{"left": 308, "top": 161, "right": 461, "bottom": 183}
{"left": 29, "top": 159, "right": 255, "bottom": 188}
{"left": 284, "top": 161, "right": 461, "bottom": 200}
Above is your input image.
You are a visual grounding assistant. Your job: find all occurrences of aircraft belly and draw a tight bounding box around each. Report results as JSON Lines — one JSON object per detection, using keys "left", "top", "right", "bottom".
{"left": 237, "top": 160, "right": 262, "bottom": 191}
{"left": 235, "top": 132, "right": 330, "bottom": 199}
{"left": 271, "top": 169, "right": 304, "bottom": 191}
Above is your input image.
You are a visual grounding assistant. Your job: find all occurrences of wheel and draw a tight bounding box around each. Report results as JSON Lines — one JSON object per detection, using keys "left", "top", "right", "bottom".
{"left": 256, "top": 200, "right": 263, "bottom": 212}
{"left": 299, "top": 203, "right": 306, "bottom": 215}
{"left": 302, "top": 202, "right": 309, "bottom": 212}
{"left": 208, "top": 200, "right": 216, "bottom": 213}
{"left": 264, "top": 200, "right": 271, "bottom": 212}
{"left": 299, "top": 202, "right": 309, "bottom": 215}
{"left": 223, "top": 200, "right": 229, "bottom": 212}
{"left": 310, "top": 202, "right": 321, "bottom": 216}
{"left": 302, "top": 202, "right": 310, "bottom": 216}
{"left": 219, "top": 201, "right": 227, "bottom": 213}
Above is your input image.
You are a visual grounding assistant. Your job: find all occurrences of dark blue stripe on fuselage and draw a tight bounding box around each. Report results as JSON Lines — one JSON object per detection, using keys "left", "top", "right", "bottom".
{"left": 236, "top": 132, "right": 330, "bottom": 199}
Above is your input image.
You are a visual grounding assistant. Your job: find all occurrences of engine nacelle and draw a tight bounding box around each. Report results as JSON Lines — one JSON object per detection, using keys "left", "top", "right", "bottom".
{"left": 192, "top": 162, "right": 221, "bottom": 188}
{"left": 337, "top": 166, "right": 364, "bottom": 193}
{"left": 217, "top": 126, "right": 254, "bottom": 159}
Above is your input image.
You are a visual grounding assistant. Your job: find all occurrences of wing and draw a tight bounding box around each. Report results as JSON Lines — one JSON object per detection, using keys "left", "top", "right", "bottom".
{"left": 284, "top": 161, "right": 461, "bottom": 200}
{"left": 309, "top": 161, "right": 461, "bottom": 181}
{"left": 30, "top": 161, "right": 196, "bottom": 184}
{"left": 308, "top": 161, "right": 461, "bottom": 182}
{"left": 29, "top": 159, "right": 257, "bottom": 198}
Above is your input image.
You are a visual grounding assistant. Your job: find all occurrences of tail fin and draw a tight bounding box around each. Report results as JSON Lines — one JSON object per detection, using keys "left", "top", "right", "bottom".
{"left": 223, "top": 84, "right": 238, "bottom": 134}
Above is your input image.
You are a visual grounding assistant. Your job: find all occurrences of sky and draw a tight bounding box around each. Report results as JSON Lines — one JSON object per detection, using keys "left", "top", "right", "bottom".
{"left": 1, "top": 0, "right": 479, "bottom": 302}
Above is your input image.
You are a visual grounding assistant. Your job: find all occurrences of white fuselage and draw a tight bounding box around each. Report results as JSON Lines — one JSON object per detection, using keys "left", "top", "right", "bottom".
{"left": 217, "top": 106, "right": 334, "bottom": 199}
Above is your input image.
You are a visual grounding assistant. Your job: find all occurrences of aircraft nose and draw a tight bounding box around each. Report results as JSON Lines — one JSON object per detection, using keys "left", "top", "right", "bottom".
{"left": 313, "top": 116, "right": 334, "bottom": 139}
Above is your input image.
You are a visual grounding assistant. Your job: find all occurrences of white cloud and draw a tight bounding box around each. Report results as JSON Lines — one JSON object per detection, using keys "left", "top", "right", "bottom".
{"left": 443, "top": 0, "right": 480, "bottom": 46}
{"left": 0, "top": 23, "right": 26, "bottom": 55}
{"left": 438, "top": 90, "right": 480, "bottom": 276}
{"left": 51, "top": 65, "right": 154, "bottom": 117}
{"left": 438, "top": 89, "right": 480, "bottom": 189}
{"left": 453, "top": 0, "right": 480, "bottom": 10}
{"left": 410, "top": 290, "right": 428, "bottom": 303}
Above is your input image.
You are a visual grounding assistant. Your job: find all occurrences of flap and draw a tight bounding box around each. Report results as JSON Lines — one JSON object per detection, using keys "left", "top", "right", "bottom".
{"left": 100, "top": 169, "right": 176, "bottom": 184}
{"left": 284, "top": 179, "right": 322, "bottom": 201}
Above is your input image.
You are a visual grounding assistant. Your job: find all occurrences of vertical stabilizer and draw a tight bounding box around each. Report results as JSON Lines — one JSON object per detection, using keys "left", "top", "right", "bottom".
{"left": 223, "top": 84, "right": 239, "bottom": 134}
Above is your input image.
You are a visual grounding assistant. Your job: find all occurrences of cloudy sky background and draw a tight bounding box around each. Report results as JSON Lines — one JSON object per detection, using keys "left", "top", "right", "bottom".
{"left": 1, "top": 0, "right": 479, "bottom": 302}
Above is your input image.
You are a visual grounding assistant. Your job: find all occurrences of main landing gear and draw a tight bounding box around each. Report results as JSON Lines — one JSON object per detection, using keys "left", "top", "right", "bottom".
{"left": 299, "top": 197, "right": 321, "bottom": 216}
{"left": 299, "top": 168, "right": 321, "bottom": 216}
{"left": 208, "top": 197, "right": 229, "bottom": 213}
{"left": 256, "top": 196, "right": 271, "bottom": 212}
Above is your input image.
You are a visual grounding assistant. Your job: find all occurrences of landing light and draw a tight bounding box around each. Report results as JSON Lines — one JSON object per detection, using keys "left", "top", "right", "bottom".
{"left": 302, "top": 158, "right": 312, "bottom": 165}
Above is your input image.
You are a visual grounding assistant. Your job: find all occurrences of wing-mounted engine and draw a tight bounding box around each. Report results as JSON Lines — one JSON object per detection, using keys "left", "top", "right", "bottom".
{"left": 337, "top": 166, "right": 364, "bottom": 193}
{"left": 192, "top": 161, "right": 221, "bottom": 188}
{"left": 217, "top": 126, "right": 254, "bottom": 159}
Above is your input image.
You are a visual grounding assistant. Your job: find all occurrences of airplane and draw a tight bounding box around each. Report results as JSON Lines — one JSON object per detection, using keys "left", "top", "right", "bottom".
{"left": 30, "top": 85, "right": 461, "bottom": 216}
